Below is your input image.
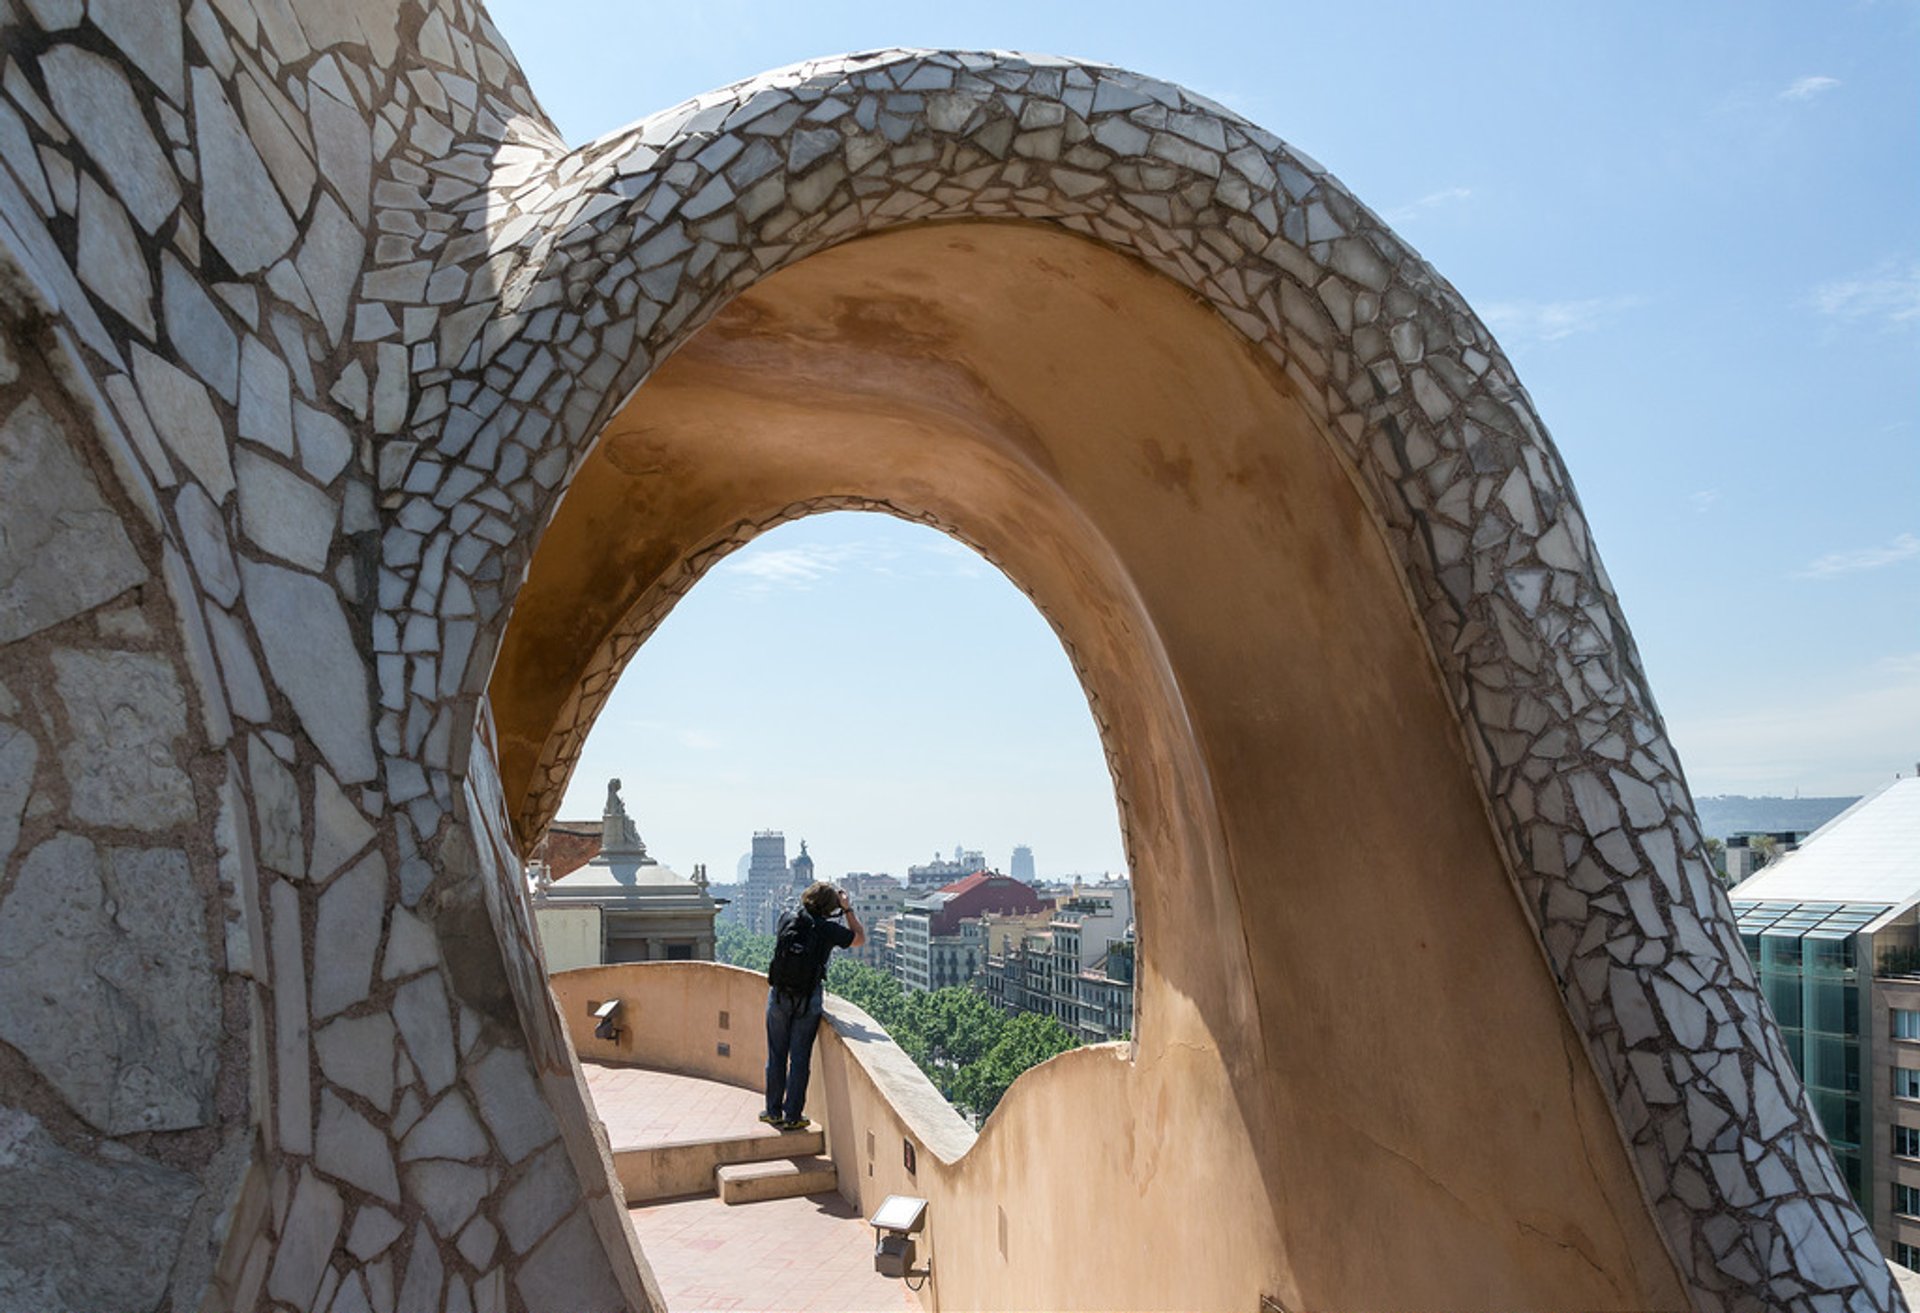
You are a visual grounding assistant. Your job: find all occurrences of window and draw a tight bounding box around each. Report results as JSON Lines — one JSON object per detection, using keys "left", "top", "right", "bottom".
{"left": 1899, "top": 1242, "right": 1920, "bottom": 1270}
{"left": 1898, "top": 1068, "right": 1920, "bottom": 1100}
{"left": 1897, "top": 1009, "right": 1920, "bottom": 1041}
{"left": 1898, "top": 1184, "right": 1920, "bottom": 1219}
{"left": 1898, "top": 1125, "right": 1920, "bottom": 1159}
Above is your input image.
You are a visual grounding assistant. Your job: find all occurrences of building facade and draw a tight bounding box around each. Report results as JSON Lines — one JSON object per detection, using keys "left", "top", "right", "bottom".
{"left": 1731, "top": 777, "right": 1920, "bottom": 1264}
{"left": 841, "top": 871, "right": 906, "bottom": 971}
{"left": 1046, "top": 890, "right": 1131, "bottom": 1029}
{"left": 738, "top": 829, "right": 791, "bottom": 934}
{"left": 1726, "top": 830, "right": 1810, "bottom": 885}
{"left": 974, "top": 882, "right": 1133, "bottom": 1040}
{"left": 1080, "top": 934, "right": 1137, "bottom": 1041}
{"left": 1010, "top": 844, "right": 1036, "bottom": 883}
{"left": 533, "top": 779, "right": 720, "bottom": 965}
{"left": 907, "top": 845, "right": 987, "bottom": 891}
{"left": 896, "top": 872, "right": 1051, "bottom": 991}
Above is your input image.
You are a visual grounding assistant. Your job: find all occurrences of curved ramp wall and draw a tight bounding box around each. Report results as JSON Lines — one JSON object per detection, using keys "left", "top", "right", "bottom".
{"left": 0, "top": 2, "right": 1895, "bottom": 1311}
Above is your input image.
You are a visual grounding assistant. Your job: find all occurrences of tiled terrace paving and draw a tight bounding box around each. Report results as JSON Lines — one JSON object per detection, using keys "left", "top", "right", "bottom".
{"left": 584, "top": 1061, "right": 922, "bottom": 1313}
{"left": 587, "top": 1062, "right": 765, "bottom": 1147}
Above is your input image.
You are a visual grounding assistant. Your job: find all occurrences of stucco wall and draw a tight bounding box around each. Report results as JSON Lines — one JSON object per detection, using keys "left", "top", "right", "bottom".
{"left": 535, "top": 904, "right": 605, "bottom": 972}
{"left": 558, "top": 959, "right": 1658, "bottom": 1311}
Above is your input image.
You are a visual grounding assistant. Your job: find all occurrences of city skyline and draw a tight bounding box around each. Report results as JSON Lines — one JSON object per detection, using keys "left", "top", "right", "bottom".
{"left": 519, "top": 0, "right": 1918, "bottom": 872}
{"left": 558, "top": 515, "right": 1130, "bottom": 879}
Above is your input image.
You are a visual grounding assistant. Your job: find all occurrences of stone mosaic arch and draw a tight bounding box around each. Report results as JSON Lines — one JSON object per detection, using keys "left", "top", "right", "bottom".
{"left": 0, "top": 2, "right": 1898, "bottom": 1310}
{"left": 420, "top": 47, "right": 1892, "bottom": 1309}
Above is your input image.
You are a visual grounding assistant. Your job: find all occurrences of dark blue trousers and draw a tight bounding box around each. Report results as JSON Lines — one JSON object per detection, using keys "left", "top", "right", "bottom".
{"left": 765, "top": 985, "right": 824, "bottom": 1121}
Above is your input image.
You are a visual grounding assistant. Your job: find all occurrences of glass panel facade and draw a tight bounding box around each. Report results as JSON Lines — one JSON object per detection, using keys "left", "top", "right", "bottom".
{"left": 1896, "top": 1125, "right": 1920, "bottom": 1158}
{"left": 1898, "top": 1184, "right": 1920, "bottom": 1218}
{"left": 1898, "top": 1069, "right": 1920, "bottom": 1100}
{"left": 1732, "top": 900, "right": 1890, "bottom": 1217}
{"left": 1897, "top": 1009, "right": 1920, "bottom": 1041}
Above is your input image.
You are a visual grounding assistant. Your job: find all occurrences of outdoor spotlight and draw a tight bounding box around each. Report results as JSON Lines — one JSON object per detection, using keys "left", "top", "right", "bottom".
{"left": 870, "top": 1194, "right": 930, "bottom": 1284}
{"left": 591, "top": 998, "right": 623, "bottom": 1041}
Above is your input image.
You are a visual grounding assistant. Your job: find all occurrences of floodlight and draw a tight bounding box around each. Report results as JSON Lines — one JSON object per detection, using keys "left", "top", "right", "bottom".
{"left": 591, "top": 998, "right": 623, "bottom": 1041}
{"left": 870, "top": 1195, "right": 930, "bottom": 1283}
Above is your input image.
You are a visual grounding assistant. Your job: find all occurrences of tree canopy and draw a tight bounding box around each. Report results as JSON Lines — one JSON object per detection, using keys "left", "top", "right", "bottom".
{"left": 711, "top": 919, "right": 1078, "bottom": 1119}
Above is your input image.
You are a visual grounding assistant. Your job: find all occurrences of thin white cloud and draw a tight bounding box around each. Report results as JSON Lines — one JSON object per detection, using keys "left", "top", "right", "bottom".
{"left": 1690, "top": 489, "right": 1722, "bottom": 515}
{"left": 1810, "top": 261, "right": 1920, "bottom": 328}
{"left": 716, "top": 531, "right": 994, "bottom": 592}
{"left": 1792, "top": 532, "right": 1920, "bottom": 580}
{"left": 677, "top": 728, "right": 721, "bottom": 751}
{"left": 1779, "top": 75, "right": 1841, "bottom": 101}
{"left": 1387, "top": 186, "right": 1473, "bottom": 224}
{"left": 717, "top": 542, "right": 871, "bottom": 589}
{"left": 1481, "top": 294, "right": 1645, "bottom": 345}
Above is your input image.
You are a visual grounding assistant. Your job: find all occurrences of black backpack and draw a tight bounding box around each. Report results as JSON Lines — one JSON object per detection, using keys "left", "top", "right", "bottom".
{"left": 767, "top": 910, "right": 825, "bottom": 996}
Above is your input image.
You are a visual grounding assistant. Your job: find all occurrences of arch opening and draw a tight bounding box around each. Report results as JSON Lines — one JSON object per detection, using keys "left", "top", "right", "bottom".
{"left": 488, "top": 219, "right": 1689, "bottom": 1309}
{"left": 549, "top": 508, "right": 1131, "bottom": 896}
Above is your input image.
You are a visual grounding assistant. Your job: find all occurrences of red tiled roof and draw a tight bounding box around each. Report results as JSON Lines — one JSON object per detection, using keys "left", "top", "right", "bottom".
{"left": 544, "top": 822, "right": 603, "bottom": 880}
{"left": 925, "top": 873, "right": 1050, "bottom": 935}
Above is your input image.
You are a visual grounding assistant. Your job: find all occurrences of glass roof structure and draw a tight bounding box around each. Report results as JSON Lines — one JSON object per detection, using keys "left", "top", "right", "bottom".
{"left": 1732, "top": 900, "right": 1892, "bottom": 940}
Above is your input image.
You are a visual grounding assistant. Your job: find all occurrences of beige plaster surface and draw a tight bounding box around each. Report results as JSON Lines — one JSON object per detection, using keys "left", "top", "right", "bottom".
{"left": 514, "top": 226, "right": 1690, "bottom": 1310}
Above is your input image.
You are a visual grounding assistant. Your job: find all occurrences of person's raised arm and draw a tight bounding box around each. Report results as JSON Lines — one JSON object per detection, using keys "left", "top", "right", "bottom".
{"left": 839, "top": 889, "right": 867, "bottom": 948}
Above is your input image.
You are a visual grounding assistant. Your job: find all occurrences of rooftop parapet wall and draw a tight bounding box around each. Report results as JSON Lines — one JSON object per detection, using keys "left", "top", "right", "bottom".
{"left": 560, "top": 961, "right": 1256, "bottom": 1313}
{"left": 0, "top": 0, "right": 1899, "bottom": 1308}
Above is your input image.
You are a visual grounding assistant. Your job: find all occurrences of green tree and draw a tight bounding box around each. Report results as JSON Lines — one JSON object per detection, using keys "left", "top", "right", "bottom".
{"left": 714, "top": 921, "right": 775, "bottom": 971}
{"left": 949, "top": 1011, "right": 1079, "bottom": 1117}
{"left": 920, "top": 987, "right": 1005, "bottom": 1070}
{"left": 716, "top": 930, "right": 1077, "bottom": 1119}
{"left": 826, "top": 958, "right": 912, "bottom": 1040}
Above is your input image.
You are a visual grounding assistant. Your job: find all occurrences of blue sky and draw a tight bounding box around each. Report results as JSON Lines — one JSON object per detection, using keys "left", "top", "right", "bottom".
{"left": 488, "top": 1, "right": 1919, "bottom": 879}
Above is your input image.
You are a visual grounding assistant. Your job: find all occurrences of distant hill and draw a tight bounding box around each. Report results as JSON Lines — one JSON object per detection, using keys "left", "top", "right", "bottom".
{"left": 1692, "top": 795, "right": 1860, "bottom": 840}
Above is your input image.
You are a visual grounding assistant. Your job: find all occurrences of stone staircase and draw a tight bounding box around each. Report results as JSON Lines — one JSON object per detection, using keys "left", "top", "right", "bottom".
{"left": 614, "top": 1121, "right": 837, "bottom": 1206}
{"left": 716, "top": 1153, "right": 837, "bottom": 1203}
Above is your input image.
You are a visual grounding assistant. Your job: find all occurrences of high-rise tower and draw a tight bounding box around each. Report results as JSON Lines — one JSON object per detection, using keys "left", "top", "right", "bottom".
{"left": 1010, "top": 844, "right": 1036, "bottom": 883}
{"left": 744, "top": 830, "right": 789, "bottom": 933}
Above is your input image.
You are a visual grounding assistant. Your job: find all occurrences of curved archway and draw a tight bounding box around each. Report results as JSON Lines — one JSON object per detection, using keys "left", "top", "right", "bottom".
{"left": 491, "top": 218, "right": 1668, "bottom": 1309}
{"left": 402, "top": 50, "right": 1886, "bottom": 1310}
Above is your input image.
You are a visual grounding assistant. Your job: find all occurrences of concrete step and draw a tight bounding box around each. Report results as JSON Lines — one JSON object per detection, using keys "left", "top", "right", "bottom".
{"left": 614, "top": 1125, "right": 825, "bottom": 1204}
{"left": 716, "top": 1154, "right": 837, "bottom": 1205}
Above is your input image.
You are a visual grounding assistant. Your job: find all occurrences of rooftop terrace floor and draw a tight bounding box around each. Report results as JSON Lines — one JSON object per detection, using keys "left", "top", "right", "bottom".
{"left": 584, "top": 1061, "right": 923, "bottom": 1313}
